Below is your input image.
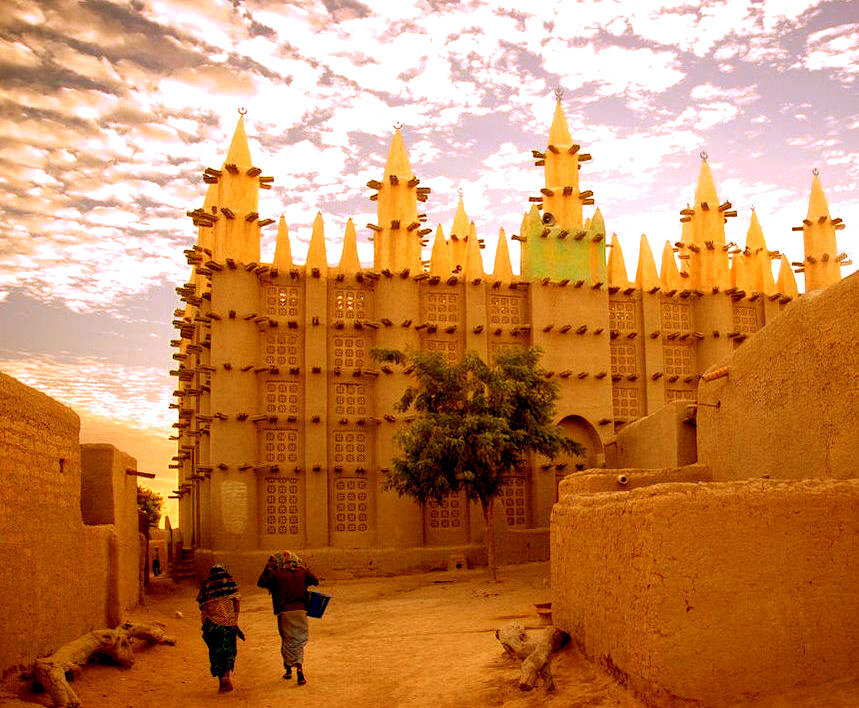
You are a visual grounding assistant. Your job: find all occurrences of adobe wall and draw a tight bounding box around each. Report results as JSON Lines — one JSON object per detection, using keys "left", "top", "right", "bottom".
{"left": 0, "top": 373, "right": 114, "bottom": 668}
{"left": 80, "top": 444, "right": 141, "bottom": 613}
{"left": 551, "top": 478, "right": 859, "bottom": 706}
{"left": 558, "top": 463, "right": 711, "bottom": 496}
{"left": 698, "top": 271, "right": 859, "bottom": 482}
{"left": 609, "top": 401, "right": 698, "bottom": 469}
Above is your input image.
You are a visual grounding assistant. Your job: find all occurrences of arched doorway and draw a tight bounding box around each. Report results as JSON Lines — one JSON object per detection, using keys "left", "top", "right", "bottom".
{"left": 554, "top": 415, "right": 604, "bottom": 496}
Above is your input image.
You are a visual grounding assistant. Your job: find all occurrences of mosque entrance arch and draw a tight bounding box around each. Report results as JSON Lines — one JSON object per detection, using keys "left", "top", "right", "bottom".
{"left": 554, "top": 415, "right": 604, "bottom": 496}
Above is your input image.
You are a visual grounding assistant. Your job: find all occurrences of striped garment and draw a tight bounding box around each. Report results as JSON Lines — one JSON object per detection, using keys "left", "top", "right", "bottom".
{"left": 197, "top": 564, "right": 240, "bottom": 610}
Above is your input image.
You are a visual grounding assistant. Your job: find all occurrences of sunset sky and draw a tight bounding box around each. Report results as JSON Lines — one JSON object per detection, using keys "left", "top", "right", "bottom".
{"left": 1, "top": 0, "right": 856, "bottom": 525}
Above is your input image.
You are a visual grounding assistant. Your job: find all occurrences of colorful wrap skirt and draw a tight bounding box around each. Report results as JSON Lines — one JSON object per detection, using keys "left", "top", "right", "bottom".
{"left": 202, "top": 619, "right": 241, "bottom": 677}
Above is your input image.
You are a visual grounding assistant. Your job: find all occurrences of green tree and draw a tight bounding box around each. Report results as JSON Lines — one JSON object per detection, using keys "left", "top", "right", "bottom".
{"left": 137, "top": 486, "right": 164, "bottom": 528}
{"left": 371, "top": 346, "right": 584, "bottom": 580}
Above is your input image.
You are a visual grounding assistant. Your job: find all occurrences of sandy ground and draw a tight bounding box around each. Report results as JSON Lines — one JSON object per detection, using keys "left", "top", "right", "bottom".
{"left": 3, "top": 562, "right": 858, "bottom": 708}
{"left": 3, "top": 562, "right": 644, "bottom": 708}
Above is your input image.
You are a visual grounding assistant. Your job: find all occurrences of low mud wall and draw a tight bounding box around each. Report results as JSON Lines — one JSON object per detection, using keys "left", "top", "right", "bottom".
{"left": 550, "top": 477, "right": 859, "bottom": 706}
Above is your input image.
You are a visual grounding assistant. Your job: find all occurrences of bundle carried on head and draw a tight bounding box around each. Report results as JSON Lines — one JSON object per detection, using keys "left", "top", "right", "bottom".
{"left": 267, "top": 550, "right": 306, "bottom": 571}
{"left": 197, "top": 564, "right": 240, "bottom": 605}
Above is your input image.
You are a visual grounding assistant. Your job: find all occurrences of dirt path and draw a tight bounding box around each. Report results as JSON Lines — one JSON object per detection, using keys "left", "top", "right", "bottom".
{"left": 3, "top": 562, "right": 643, "bottom": 708}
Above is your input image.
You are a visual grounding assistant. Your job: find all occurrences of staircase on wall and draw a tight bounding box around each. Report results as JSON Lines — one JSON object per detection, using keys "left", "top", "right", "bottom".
{"left": 173, "top": 546, "right": 196, "bottom": 581}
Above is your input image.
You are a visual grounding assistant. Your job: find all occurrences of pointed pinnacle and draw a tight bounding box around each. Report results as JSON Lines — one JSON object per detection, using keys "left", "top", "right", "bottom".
{"left": 548, "top": 100, "right": 572, "bottom": 145}
{"left": 225, "top": 115, "right": 252, "bottom": 167}
{"left": 383, "top": 130, "right": 414, "bottom": 179}
{"left": 806, "top": 174, "right": 831, "bottom": 221}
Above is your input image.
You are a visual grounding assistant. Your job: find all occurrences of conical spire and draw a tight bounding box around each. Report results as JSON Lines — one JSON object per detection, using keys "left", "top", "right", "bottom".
{"left": 338, "top": 218, "right": 361, "bottom": 275}
{"left": 548, "top": 99, "right": 572, "bottom": 146}
{"left": 776, "top": 254, "right": 798, "bottom": 298}
{"left": 607, "top": 233, "right": 630, "bottom": 290}
{"left": 492, "top": 228, "right": 514, "bottom": 282}
{"left": 464, "top": 221, "right": 484, "bottom": 279}
{"left": 745, "top": 209, "right": 765, "bottom": 251}
{"left": 590, "top": 208, "right": 605, "bottom": 237}
{"left": 273, "top": 216, "right": 293, "bottom": 268}
{"left": 694, "top": 158, "right": 718, "bottom": 208}
{"left": 635, "top": 234, "right": 660, "bottom": 292}
{"left": 449, "top": 196, "right": 470, "bottom": 269}
{"left": 225, "top": 115, "right": 252, "bottom": 168}
{"left": 806, "top": 174, "right": 831, "bottom": 221}
{"left": 451, "top": 196, "right": 469, "bottom": 236}
{"left": 589, "top": 208, "right": 607, "bottom": 286}
{"left": 373, "top": 129, "right": 422, "bottom": 272}
{"left": 305, "top": 212, "right": 328, "bottom": 274}
{"left": 660, "top": 241, "right": 683, "bottom": 294}
{"left": 743, "top": 210, "right": 775, "bottom": 295}
{"left": 383, "top": 129, "right": 414, "bottom": 180}
{"left": 429, "top": 225, "right": 451, "bottom": 276}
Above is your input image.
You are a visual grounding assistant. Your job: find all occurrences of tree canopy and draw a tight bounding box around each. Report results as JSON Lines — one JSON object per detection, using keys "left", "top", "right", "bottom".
{"left": 137, "top": 486, "right": 164, "bottom": 528}
{"left": 371, "top": 346, "right": 584, "bottom": 579}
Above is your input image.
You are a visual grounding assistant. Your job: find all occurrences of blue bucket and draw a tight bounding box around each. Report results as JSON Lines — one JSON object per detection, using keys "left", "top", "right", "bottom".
{"left": 306, "top": 590, "right": 331, "bottom": 619}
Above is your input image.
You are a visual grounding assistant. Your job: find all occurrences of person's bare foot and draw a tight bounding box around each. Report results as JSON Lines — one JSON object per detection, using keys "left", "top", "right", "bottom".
{"left": 219, "top": 671, "right": 234, "bottom": 692}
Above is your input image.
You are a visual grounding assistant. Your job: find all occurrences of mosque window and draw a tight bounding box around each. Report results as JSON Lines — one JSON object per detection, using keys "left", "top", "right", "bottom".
{"left": 608, "top": 300, "right": 636, "bottom": 332}
{"left": 333, "top": 431, "right": 368, "bottom": 465}
{"left": 663, "top": 344, "right": 694, "bottom": 376}
{"left": 425, "top": 293, "right": 459, "bottom": 325}
{"left": 610, "top": 341, "right": 638, "bottom": 375}
{"left": 334, "top": 477, "right": 369, "bottom": 533}
{"left": 261, "top": 429, "right": 299, "bottom": 465}
{"left": 334, "top": 383, "right": 368, "bottom": 416}
{"left": 333, "top": 289, "right": 367, "bottom": 320}
{"left": 426, "top": 339, "right": 459, "bottom": 364}
{"left": 333, "top": 335, "right": 367, "bottom": 368}
{"left": 265, "top": 286, "right": 300, "bottom": 317}
{"left": 660, "top": 301, "right": 692, "bottom": 332}
{"left": 490, "top": 342, "right": 526, "bottom": 361}
{"left": 264, "top": 333, "right": 300, "bottom": 367}
{"left": 489, "top": 295, "right": 527, "bottom": 326}
{"left": 499, "top": 475, "right": 528, "bottom": 527}
{"left": 264, "top": 381, "right": 301, "bottom": 415}
{"left": 428, "top": 494, "right": 463, "bottom": 529}
{"left": 732, "top": 304, "right": 759, "bottom": 334}
{"left": 665, "top": 388, "right": 695, "bottom": 403}
{"left": 612, "top": 385, "right": 640, "bottom": 420}
{"left": 263, "top": 475, "right": 302, "bottom": 537}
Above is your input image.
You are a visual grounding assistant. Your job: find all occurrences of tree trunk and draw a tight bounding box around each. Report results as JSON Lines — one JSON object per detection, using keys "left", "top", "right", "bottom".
{"left": 33, "top": 622, "right": 175, "bottom": 708}
{"left": 495, "top": 622, "right": 570, "bottom": 692}
{"left": 482, "top": 497, "right": 497, "bottom": 581}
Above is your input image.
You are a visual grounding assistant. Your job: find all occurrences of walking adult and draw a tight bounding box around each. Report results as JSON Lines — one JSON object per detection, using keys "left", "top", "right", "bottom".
{"left": 196, "top": 564, "right": 245, "bottom": 692}
{"left": 257, "top": 551, "right": 319, "bottom": 685}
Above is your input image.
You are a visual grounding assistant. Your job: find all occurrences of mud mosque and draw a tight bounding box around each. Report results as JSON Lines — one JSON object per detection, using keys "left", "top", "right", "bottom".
{"left": 169, "top": 99, "right": 847, "bottom": 578}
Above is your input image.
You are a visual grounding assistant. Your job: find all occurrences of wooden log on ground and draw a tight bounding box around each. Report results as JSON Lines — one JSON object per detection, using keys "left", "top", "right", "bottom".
{"left": 33, "top": 622, "right": 175, "bottom": 708}
{"left": 495, "top": 622, "right": 570, "bottom": 692}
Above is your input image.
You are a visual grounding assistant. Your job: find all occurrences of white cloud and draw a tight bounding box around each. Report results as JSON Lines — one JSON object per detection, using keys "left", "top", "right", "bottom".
{"left": 804, "top": 23, "right": 859, "bottom": 83}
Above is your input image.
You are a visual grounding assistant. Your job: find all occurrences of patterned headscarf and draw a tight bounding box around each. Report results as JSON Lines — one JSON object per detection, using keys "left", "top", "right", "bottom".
{"left": 266, "top": 550, "right": 306, "bottom": 571}
{"left": 196, "top": 564, "right": 239, "bottom": 606}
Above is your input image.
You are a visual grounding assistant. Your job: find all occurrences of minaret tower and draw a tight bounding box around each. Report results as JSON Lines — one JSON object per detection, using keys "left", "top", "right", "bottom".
{"left": 367, "top": 127, "right": 431, "bottom": 274}
{"left": 189, "top": 113, "right": 269, "bottom": 263}
{"left": 676, "top": 153, "right": 736, "bottom": 292}
{"left": 521, "top": 92, "right": 599, "bottom": 281}
{"left": 794, "top": 170, "right": 845, "bottom": 291}
{"left": 540, "top": 92, "right": 591, "bottom": 230}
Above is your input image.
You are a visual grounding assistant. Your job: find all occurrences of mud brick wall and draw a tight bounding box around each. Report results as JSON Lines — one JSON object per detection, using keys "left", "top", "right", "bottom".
{"left": 81, "top": 444, "right": 141, "bottom": 616}
{"left": 0, "top": 373, "right": 115, "bottom": 669}
{"left": 551, "top": 478, "right": 859, "bottom": 706}
{"left": 698, "top": 272, "right": 859, "bottom": 482}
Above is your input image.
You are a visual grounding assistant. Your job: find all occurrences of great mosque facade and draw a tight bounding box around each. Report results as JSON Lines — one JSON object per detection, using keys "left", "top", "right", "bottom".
{"left": 171, "top": 101, "right": 846, "bottom": 574}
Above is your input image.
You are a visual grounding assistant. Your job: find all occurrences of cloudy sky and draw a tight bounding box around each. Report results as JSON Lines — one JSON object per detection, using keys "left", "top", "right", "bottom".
{"left": 1, "top": 0, "right": 856, "bottom": 524}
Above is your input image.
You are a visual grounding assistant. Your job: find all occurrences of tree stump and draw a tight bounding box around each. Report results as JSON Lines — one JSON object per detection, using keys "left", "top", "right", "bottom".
{"left": 33, "top": 622, "right": 175, "bottom": 708}
{"left": 495, "top": 622, "right": 570, "bottom": 692}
